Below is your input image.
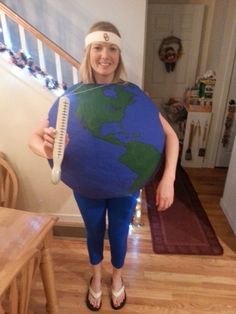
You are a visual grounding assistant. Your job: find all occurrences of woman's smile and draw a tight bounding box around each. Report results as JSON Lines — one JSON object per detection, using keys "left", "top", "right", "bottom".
{"left": 90, "top": 42, "right": 120, "bottom": 83}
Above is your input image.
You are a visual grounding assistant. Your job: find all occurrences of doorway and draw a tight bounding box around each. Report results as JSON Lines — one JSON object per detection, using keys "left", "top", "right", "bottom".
{"left": 144, "top": 3, "right": 204, "bottom": 107}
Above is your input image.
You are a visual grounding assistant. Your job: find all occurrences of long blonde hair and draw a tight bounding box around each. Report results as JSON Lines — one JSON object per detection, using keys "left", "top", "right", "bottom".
{"left": 79, "top": 21, "right": 127, "bottom": 83}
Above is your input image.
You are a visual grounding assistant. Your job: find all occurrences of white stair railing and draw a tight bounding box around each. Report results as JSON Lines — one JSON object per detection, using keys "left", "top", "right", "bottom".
{"left": 0, "top": 3, "right": 80, "bottom": 92}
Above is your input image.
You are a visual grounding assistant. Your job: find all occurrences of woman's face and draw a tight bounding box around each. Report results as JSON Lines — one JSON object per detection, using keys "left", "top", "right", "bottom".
{"left": 90, "top": 42, "right": 120, "bottom": 83}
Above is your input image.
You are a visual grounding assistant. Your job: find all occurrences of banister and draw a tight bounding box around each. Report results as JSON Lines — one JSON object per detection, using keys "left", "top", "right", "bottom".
{"left": 0, "top": 2, "right": 80, "bottom": 69}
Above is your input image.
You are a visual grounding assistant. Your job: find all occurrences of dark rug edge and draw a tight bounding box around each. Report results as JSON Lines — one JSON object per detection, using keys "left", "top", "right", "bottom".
{"left": 145, "top": 164, "right": 224, "bottom": 255}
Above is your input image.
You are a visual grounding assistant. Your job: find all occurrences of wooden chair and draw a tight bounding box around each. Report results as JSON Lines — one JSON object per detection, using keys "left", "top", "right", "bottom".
{"left": 0, "top": 249, "right": 40, "bottom": 314}
{"left": 0, "top": 153, "right": 18, "bottom": 208}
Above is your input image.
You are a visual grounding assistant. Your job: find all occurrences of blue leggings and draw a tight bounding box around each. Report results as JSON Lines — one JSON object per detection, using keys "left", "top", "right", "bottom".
{"left": 73, "top": 192, "right": 138, "bottom": 269}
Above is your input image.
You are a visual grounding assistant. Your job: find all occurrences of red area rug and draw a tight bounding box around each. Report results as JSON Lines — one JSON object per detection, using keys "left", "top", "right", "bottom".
{"left": 145, "top": 164, "right": 223, "bottom": 255}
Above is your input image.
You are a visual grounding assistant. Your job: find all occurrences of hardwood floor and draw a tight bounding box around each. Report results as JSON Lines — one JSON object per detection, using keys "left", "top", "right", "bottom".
{"left": 29, "top": 167, "right": 236, "bottom": 314}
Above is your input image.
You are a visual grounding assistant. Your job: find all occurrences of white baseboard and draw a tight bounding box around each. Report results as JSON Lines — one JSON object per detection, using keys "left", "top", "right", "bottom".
{"left": 48, "top": 213, "right": 84, "bottom": 224}
{"left": 220, "top": 198, "right": 236, "bottom": 236}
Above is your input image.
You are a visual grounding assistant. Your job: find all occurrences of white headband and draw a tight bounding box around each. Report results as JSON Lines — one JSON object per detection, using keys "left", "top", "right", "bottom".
{"left": 85, "top": 31, "right": 121, "bottom": 49}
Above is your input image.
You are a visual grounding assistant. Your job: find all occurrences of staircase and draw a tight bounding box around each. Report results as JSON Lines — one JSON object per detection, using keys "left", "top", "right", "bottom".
{"left": 0, "top": 3, "right": 82, "bottom": 221}
{"left": 0, "top": 2, "right": 80, "bottom": 94}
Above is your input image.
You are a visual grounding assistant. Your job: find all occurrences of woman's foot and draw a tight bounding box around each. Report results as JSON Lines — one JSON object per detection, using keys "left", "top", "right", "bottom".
{"left": 110, "top": 276, "right": 126, "bottom": 310}
{"left": 86, "top": 277, "right": 102, "bottom": 311}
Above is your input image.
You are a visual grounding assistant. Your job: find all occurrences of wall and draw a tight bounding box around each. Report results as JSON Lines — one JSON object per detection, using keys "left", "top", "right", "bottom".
{"left": 205, "top": 0, "right": 236, "bottom": 167}
{"left": 0, "top": 56, "right": 81, "bottom": 221}
{"left": 220, "top": 135, "right": 236, "bottom": 235}
{"left": 206, "top": 0, "right": 228, "bottom": 73}
{"left": 1, "top": 0, "right": 147, "bottom": 87}
{"left": 148, "top": 0, "right": 227, "bottom": 77}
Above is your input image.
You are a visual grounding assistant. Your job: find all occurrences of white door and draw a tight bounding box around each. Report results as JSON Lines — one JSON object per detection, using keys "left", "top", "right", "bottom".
{"left": 145, "top": 4, "right": 204, "bottom": 107}
{"left": 215, "top": 53, "right": 236, "bottom": 167}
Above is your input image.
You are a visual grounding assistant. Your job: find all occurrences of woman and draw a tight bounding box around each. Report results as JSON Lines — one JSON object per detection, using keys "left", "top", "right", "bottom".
{"left": 29, "top": 21, "right": 179, "bottom": 311}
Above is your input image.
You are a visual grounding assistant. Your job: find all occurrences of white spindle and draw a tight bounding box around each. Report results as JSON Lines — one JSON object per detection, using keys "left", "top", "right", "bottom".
{"left": 55, "top": 52, "right": 62, "bottom": 84}
{"left": 18, "top": 24, "right": 28, "bottom": 55}
{"left": 0, "top": 11, "right": 12, "bottom": 49}
{"left": 37, "top": 39, "right": 46, "bottom": 71}
{"left": 72, "top": 66, "right": 79, "bottom": 84}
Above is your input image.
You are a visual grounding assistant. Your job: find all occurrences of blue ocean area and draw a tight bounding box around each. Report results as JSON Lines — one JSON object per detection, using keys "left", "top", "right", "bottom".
{"left": 48, "top": 82, "right": 165, "bottom": 198}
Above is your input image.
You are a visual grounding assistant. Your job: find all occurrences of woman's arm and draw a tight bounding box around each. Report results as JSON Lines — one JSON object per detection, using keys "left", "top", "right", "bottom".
{"left": 28, "top": 119, "right": 56, "bottom": 159}
{"left": 156, "top": 113, "right": 179, "bottom": 211}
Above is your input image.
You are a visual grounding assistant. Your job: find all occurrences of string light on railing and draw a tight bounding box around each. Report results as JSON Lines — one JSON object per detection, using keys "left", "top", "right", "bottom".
{"left": 131, "top": 189, "right": 144, "bottom": 227}
{"left": 0, "top": 40, "right": 69, "bottom": 93}
{"left": 54, "top": 88, "right": 65, "bottom": 97}
{"left": 45, "top": 75, "right": 59, "bottom": 90}
{"left": 0, "top": 42, "right": 7, "bottom": 52}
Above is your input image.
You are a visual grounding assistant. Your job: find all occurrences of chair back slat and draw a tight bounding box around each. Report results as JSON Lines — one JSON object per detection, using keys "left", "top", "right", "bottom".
{"left": 0, "top": 154, "right": 18, "bottom": 209}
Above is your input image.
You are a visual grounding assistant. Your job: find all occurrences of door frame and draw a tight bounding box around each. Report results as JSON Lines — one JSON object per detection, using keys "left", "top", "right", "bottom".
{"left": 215, "top": 52, "right": 236, "bottom": 167}
{"left": 204, "top": 0, "right": 236, "bottom": 167}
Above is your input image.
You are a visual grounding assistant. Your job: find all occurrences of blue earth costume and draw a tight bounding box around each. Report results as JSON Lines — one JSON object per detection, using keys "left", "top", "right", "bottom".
{"left": 48, "top": 82, "right": 165, "bottom": 268}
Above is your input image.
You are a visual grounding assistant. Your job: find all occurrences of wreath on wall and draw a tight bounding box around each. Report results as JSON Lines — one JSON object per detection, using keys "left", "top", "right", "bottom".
{"left": 158, "top": 36, "right": 183, "bottom": 72}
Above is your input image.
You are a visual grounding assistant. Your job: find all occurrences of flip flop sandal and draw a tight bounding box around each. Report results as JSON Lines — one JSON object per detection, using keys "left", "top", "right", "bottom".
{"left": 86, "top": 277, "right": 102, "bottom": 311}
{"left": 110, "top": 281, "right": 126, "bottom": 310}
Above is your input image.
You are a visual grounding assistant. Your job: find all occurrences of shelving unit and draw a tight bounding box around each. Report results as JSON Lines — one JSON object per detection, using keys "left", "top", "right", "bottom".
{"left": 180, "top": 76, "right": 215, "bottom": 168}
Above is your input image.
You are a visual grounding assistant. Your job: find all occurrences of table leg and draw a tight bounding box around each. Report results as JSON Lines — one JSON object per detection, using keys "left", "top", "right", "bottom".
{"left": 39, "top": 236, "right": 58, "bottom": 314}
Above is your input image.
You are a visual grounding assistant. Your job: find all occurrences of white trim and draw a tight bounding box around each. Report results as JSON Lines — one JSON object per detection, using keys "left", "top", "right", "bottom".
{"left": 205, "top": 1, "right": 236, "bottom": 167}
{"left": 220, "top": 198, "right": 236, "bottom": 236}
{"left": 55, "top": 52, "right": 62, "bottom": 84}
{"left": 37, "top": 39, "right": 46, "bottom": 72}
{"left": 18, "top": 25, "right": 28, "bottom": 55}
{"left": 0, "top": 11, "right": 12, "bottom": 49}
{"left": 142, "top": 0, "right": 148, "bottom": 89}
{"left": 72, "top": 66, "right": 79, "bottom": 84}
{"left": 46, "top": 212, "right": 83, "bottom": 223}
{"left": 220, "top": 135, "right": 236, "bottom": 235}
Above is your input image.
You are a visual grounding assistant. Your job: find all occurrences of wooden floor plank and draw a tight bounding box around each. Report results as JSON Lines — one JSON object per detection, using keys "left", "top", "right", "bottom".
{"left": 29, "top": 167, "right": 236, "bottom": 314}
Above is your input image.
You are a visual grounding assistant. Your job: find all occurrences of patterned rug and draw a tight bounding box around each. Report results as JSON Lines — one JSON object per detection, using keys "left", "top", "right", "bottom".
{"left": 145, "top": 163, "right": 223, "bottom": 255}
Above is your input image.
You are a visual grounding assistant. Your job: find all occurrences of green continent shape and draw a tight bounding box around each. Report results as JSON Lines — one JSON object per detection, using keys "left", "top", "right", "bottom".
{"left": 74, "top": 84, "right": 161, "bottom": 190}
{"left": 120, "top": 142, "right": 161, "bottom": 192}
{"left": 76, "top": 84, "right": 134, "bottom": 145}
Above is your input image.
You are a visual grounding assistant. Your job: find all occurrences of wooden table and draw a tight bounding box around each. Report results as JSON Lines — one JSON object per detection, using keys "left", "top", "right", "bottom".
{"left": 0, "top": 207, "right": 58, "bottom": 313}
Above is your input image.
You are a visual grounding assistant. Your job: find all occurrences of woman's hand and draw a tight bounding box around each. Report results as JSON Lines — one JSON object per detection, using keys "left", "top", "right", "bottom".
{"left": 42, "top": 126, "right": 70, "bottom": 159}
{"left": 42, "top": 127, "right": 56, "bottom": 159}
{"left": 155, "top": 176, "right": 174, "bottom": 211}
{"left": 28, "top": 119, "right": 69, "bottom": 159}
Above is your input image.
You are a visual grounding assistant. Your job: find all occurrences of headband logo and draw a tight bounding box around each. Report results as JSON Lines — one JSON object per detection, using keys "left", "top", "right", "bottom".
{"left": 103, "top": 32, "right": 110, "bottom": 42}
